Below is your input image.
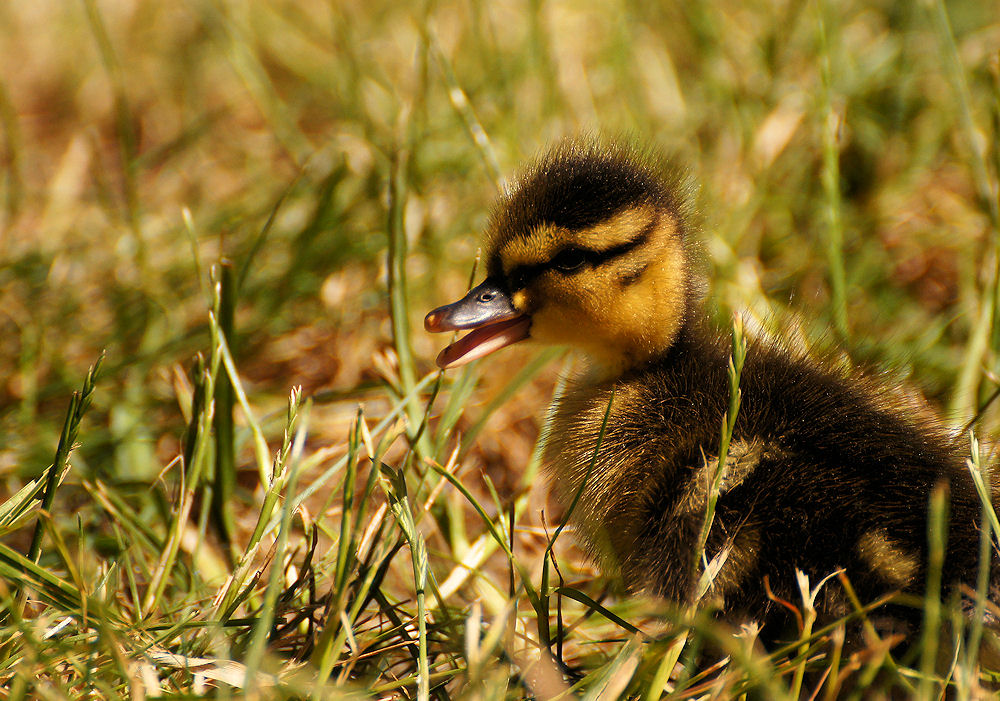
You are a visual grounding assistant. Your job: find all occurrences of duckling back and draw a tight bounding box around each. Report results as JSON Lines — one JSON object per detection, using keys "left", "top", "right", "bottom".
{"left": 546, "top": 322, "right": 988, "bottom": 632}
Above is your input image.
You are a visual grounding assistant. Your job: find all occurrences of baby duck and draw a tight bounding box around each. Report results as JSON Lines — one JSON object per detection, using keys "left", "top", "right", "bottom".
{"left": 425, "top": 139, "right": 992, "bottom": 635}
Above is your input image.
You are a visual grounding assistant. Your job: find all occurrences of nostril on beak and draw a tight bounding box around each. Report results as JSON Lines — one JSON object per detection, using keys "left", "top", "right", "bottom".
{"left": 424, "top": 311, "right": 441, "bottom": 332}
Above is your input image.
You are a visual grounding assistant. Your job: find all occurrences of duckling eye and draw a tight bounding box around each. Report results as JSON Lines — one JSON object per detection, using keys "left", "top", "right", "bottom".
{"left": 552, "top": 248, "right": 586, "bottom": 273}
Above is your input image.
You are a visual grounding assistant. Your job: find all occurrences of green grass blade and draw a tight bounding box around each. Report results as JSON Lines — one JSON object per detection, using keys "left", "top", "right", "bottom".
{"left": 26, "top": 352, "right": 103, "bottom": 565}
{"left": 212, "top": 259, "right": 237, "bottom": 554}
{"left": 918, "top": 484, "right": 948, "bottom": 700}
{"left": 243, "top": 388, "right": 305, "bottom": 688}
{"left": 817, "top": 0, "right": 849, "bottom": 343}
{"left": 384, "top": 466, "right": 432, "bottom": 701}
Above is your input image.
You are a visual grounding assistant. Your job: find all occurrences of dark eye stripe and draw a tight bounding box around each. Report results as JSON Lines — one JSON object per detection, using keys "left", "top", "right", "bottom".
{"left": 506, "top": 212, "right": 660, "bottom": 290}
{"left": 586, "top": 212, "right": 658, "bottom": 267}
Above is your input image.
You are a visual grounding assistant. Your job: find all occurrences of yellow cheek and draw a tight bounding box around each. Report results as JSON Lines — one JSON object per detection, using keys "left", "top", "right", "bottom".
{"left": 528, "top": 278, "right": 604, "bottom": 343}
{"left": 530, "top": 306, "right": 589, "bottom": 344}
{"left": 512, "top": 289, "right": 529, "bottom": 311}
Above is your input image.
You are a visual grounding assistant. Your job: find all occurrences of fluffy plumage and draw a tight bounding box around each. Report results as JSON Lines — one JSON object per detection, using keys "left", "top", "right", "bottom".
{"left": 425, "top": 138, "right": 994, "bottom": 637}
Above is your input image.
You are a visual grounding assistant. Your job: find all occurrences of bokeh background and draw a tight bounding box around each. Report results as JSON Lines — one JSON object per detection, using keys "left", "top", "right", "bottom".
{"left": 1, "top": 0, "right": 999, "bottom": 696}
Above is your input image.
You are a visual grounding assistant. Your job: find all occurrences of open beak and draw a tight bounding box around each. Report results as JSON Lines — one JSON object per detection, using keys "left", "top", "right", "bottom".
{"left": 424, "top": 278, "right": 531, "bottom": 369}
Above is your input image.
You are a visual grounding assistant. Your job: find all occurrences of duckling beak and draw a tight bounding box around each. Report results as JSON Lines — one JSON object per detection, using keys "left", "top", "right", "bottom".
{"left": 425, "top": 278, "right": 531, "bottom": 369}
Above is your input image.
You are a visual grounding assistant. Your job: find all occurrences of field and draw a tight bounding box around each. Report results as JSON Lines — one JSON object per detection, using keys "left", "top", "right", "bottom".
{"left": 1, "top": 0, "right": 1000, "bottom": 698}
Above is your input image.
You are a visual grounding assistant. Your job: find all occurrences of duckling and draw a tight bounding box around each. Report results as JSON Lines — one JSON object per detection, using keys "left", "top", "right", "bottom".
{"left": 425, "top": 139, "right": 993, "bottom": 637}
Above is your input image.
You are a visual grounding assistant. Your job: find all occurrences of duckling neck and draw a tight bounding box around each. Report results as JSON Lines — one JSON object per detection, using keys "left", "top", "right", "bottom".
{"left": 584, "top": 345, "right": 669, "bottom": 382}
{"left": 582, "top": 303, "right": 694, "bottom": 381}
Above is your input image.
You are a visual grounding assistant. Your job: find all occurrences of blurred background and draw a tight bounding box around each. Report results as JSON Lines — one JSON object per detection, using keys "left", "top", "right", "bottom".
{"left": 3, "top": 0, "right": 999, "bottom": 487}
{"left": 0, "top": 0, "right": 999, "bottom": 692}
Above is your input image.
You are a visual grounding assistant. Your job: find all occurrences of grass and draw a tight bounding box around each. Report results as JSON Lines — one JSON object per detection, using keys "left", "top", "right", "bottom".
{"left": 1, "top": 0, "right": 1000, "bottom": 697}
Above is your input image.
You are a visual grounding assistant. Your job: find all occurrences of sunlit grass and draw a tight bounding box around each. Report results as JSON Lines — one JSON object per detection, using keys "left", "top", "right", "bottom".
{"left": 0, "top": 0, "right": 999, "bottom": 697}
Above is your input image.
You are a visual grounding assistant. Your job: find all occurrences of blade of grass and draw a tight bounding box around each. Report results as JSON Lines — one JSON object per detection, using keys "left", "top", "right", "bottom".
{"left": 384, "top": 464, "right": 432, "bottom": 701}
{"left": 215, "top": 387, "right": 303, "bottom": 622}
{"left": 960, "top": 432, "right": 995, "bottom": 698}
{"left": 334, "top": 410, "right": 363, "bottom": 594}
{"left": 216, "top": 318, "right": 271, "bottom": 486}
{"left": 539, "top": 389, "right": 614, "bottom": 649}
{"left": 212, "top": 258, "right": 237, "bottom": 556}
{"left": 917, "top": 483, "right": 948, "bottom": 701}
{"left": 926, "top": 0, "right": 1000, "bottom": 421}
{"left": 580, "top": 634, "right": 643, "bottom": 701}
{"left": 310, "top": 418, "right": 413, "bottom": 689}
{"left": 0, "top": 466, "right": 70, "bottom": 536}
{"left": 644, "top": 634, "right": 689, "bottom": 701}
{"left": 25, "top": 352, "right": 103, "bottom": 566}
{"left": 817, "top": 0, "right": 849, "bottom": 343}
{"left": 434, "top": 364, "right": 571, "bottom": 605}
{"left": 693, "top": 315, "right": 746, "bottom": 595}
{"left": 923, "top": 0, "right": 999, "bottom": 230}
{"left": 386, "top": 144, "right": 434, "bottom": 462}
{"left": 243, "top": 388, "right": 305, "bottom": 689}
{"left": 312, "top": 524, "right": 401, "bottom": 693}
{"left": 424, "top": 27, "right": 504, "bottom": 190}
{"left": 2, "top": 351, "right": 104, "bottom": 659}
{"left": 236, "top": 168, "right": 307, "bottom": 294}
{"left": 552, "top": 587, "right": 647, "bottom": 639}
{"left": 0, "top": 541, "right": 121, "bottom": 623}
{"left": 142, "top": 321, "right": 220, "bottom": 616}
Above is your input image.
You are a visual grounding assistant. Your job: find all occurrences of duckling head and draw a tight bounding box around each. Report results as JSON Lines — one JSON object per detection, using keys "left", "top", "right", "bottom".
{"left": 426, "top": 140, "right": 695, "bottom": 376}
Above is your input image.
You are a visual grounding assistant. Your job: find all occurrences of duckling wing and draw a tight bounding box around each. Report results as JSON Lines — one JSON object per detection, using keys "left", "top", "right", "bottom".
{"left": 544, "top": 331, "right": 986, "bottom": 629}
